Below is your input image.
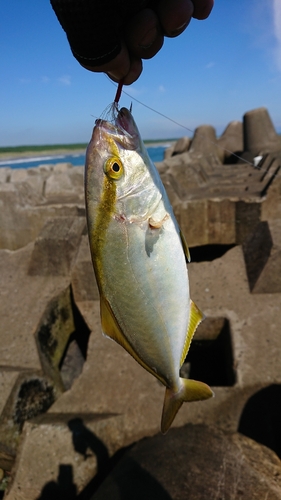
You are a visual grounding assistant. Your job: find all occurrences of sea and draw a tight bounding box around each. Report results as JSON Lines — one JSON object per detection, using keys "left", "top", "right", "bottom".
{"left": 0, "top": 145, "right": 168, "bottom": 170}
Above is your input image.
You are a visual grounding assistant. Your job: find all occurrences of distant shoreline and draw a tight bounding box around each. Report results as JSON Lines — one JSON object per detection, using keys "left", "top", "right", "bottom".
{"left": 0, "top": 148, "right": 86, "bottom": 162}
{"left": 0, "top": 140, "right": 176, "bottom": 162}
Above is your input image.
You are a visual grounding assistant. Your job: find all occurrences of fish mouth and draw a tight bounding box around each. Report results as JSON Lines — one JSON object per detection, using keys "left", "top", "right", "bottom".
{"left": 93, "top": 107, "right": 140, "bottom": 151}
{"left": 115, "top": 108, "right": 138, "bottom": 138}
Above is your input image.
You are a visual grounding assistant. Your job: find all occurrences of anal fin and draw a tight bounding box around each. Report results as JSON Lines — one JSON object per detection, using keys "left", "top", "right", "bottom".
{"left": 100, "top": 295, "right": 166, "bottom": 386}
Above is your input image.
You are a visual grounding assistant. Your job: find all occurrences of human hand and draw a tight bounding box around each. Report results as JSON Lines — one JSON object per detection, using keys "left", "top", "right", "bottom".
{"left": 51, "top": 0, "right": 214, "bottom": 85}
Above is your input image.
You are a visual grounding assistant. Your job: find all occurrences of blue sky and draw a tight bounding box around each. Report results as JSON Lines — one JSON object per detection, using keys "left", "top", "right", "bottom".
{"left": 1, "top": 0, "right": 281, "bottom": 146}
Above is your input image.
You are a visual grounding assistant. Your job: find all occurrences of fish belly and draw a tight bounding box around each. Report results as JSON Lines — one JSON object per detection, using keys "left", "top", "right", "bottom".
{"left": 100, "top": 215, "right": 190, "bottom": 386}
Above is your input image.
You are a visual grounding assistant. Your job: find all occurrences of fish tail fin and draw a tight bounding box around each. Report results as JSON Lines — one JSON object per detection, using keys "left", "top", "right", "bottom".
{"left": 161, "top": 378, "right": 214, "bottom": 434}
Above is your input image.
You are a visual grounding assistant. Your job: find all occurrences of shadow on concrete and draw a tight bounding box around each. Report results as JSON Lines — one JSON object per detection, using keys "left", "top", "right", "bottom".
{"left": 68, "top": 418, "right": 110, "bottom": 463}
{"left": 238, "top": 384, "right": 281, "bottom": 458}
{"left": 37, "top": 418, "right": 172, "bottom": 500}
{"left": 59, "top": 293, "right": 91, "bottom": 391}
{"left": 37, "top": 464, "right": 77, "bottom": 500}
{"left": 185, "top": 318, "right": 236, "bottom": 387}
{"left": 190, "top": 244, "right": 236, "bottom": 262}
{"left": 89, "top": 456, "right": 173, "bottom": 500}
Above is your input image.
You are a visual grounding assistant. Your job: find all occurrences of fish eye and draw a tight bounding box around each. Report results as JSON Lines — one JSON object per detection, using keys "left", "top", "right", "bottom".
{"left": 112, "top": 163, "right": 120, "bottom": 173}
{"left": 104, "top": 157, "right": 124, "bottom": 180}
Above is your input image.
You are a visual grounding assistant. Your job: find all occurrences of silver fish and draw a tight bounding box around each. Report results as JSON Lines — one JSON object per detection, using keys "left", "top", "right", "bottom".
{"left": 85, "top": 106, "right": 213, "bottom": 433}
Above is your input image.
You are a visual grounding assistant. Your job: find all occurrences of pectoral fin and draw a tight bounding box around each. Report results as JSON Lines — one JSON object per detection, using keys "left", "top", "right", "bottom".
{"left": 100, "top": 295, "right": 166, "bottom": 385}
{"left": 149, "top": 214, "right": 169, "bottom": 229}
{"left": 180, "top": 299, "right": 205, "bottom": 367}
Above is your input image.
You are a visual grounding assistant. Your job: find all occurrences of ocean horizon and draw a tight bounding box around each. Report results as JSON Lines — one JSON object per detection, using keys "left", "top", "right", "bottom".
{"left": 0, "top": 145, "right": 168, "bottom": 169}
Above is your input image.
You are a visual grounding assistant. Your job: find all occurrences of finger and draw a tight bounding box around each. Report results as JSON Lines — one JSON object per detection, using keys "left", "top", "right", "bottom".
{"left": 192, "top": 0, "right": 214, "bottom": 20}
{"left": 108, "top": 57, "right": 143, "bottom": 85}
{"left": 81, "top": 42, "right": 131, "bottom": 80}
{"left": 156, "top": 0, "right": 194, "bottom": 37}
{"left": 125, "top": 8, "right": 164, "bottom": 60}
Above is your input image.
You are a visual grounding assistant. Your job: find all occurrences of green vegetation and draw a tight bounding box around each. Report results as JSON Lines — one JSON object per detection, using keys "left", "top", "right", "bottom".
{"left": 0, "top": 139, "right": 176, "bottom": 155}
{"left": 143, "top": 138, "right": 178, "bottom": 144}
{"left": 0, "top": 144, "right": 88, "bottom": 154}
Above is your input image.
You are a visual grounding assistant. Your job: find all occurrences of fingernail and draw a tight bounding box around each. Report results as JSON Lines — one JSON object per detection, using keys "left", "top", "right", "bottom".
{"left": 107, "top": 71, "right": 122, "bottom": 82}
{"left": 168, "top": 21, "right": 189, "bottom": 37}
{"left": 139, "top": 27, "right": 158, "bottom": 49}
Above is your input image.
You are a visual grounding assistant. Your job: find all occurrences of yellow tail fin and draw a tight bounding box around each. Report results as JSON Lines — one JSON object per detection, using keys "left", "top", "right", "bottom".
{"left": 161, "top": 378, "right": 214, "bottom": 434}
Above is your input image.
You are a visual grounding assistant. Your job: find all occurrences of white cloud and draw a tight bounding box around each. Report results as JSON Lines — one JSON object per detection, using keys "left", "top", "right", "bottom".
{"left": 241, "top": 1, "right": 281, "bottom": 72}
{"left": 123, "top": 85, "right": 143, "bottom": 97}
{"left": 273, "top": 0, "right": 281, "bottom": 70}
{"left": 19, "top": 78, "right": 31, "bottom": 84}
{"left": 158, "top": 85, "right": 165, "bottom": 92}
{"left": 58, "top": 75, "right": 71, "bottom": 86}
{"left": 41, "top": 76, "right": 50, "bottom": 84}
{"left": 206, "top": 61, "right": 215, "bottom": 69}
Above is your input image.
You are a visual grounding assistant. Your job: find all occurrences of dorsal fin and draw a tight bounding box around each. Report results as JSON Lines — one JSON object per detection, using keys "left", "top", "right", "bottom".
{"left": 179, "top": 229, "right": 191, "bottom": 263}
{"left": 180, "top": 299, "right": 204, "bottom": 366}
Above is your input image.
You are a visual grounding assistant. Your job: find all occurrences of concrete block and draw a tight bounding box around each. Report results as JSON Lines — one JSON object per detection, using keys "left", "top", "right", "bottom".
{"left": 168, "top": 160, "right": 209, "bottom": 200}
{"left": 172, "top": 136, "right": 191, "bottom": 156}
{"left": 0, "top": 443, "right": 15, "bottom": 473}
{"left": 38, "top": 164, "right": 54, "bottom": 173}
{"left": 217, "top": 120, "right": 243, "bottom": 163}
{"left": 174, "top": 199, "right": 209, "bottom": 247}
{"left": 71, "top": 235, "right": 99, "bottom": 302}
{"left": 0, "top": 371, "right": 19, "bottom": 415}
{"left": 0, "top": 179, "right": 46, "bottom": 249}
{"left": 28, "top": 217, "right": 86, "bottom": 276}
{"left": 44, "top": 172, "right": 73, "bottom": 198}
{"left": 163, "top": 144, "right": 174, "bottom": 159}
{"left": 243, "top": 220, "right": 281, "bottom": 293}
{"left": 5, "top": 413, "right": 124, "bottom": 500}
{"left": 91, "top": 425, "right": 281, "bottom": 500}
{"left": 262, "top": 169, "right": 281, "bottom": 220}
{"left": 0, "top": 167, "right": 11, "bottom": 183}
{"left": 35, "top": 286, "right": 75, "bottom": 391}
{"left": 0, "top": 174, "right": 43, "bottom": 207}
{"left": 235, "top": 200, "right": 261, "bottom": 244}
{"left": 207, "top": 199, "right": 236, "bottom": 244}
{"left": 49, "top": 247, "right": 281, "bottom": 445}
{"left": 68, "top": 167, "right": 84, "bottom": 193}
{"left": 53, "top": 162, "right": 73, "bottom": 173}
{"left": 243, "top": 107, "right": 281, "bottom": 156}
{"left": 44, "top": 171, "right": 84, "bottom": 201}
{"left": 0, "top": 244, "right": 69, "bottom": 370}
{"left": 0, "top": 372, "right": 56, "bottom": 455}
{"left": 9, "top": 169, "right": 28, "bottom": 183}
{"left": 24, "top": 174, "right": 45, "bottom": 194}
{"left": 189, "top": 125, "right": 219, "bottom": 160}
{"left": 174, "top": 199, "right": 236, "bottom": 247}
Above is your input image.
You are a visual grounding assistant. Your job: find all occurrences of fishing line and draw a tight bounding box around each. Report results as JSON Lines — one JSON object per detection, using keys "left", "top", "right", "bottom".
{"left": 124, "top": 89, "right": 257, "bottom": 166}
{"left": 108, "top": 78, "right": 258, "bottom": 168}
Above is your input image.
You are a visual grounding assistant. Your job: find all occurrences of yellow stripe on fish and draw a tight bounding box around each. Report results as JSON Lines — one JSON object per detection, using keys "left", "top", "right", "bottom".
{"left": 90, "top": 175, "right": 116, "bottom": 291}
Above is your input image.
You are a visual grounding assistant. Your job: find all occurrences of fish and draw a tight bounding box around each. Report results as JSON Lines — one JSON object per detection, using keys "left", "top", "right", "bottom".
{"left": 85, "top": 105, "right": 213, "bottom": 434}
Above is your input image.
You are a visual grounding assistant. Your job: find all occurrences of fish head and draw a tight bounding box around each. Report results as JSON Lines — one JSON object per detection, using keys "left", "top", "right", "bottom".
{"left": 85, "top": 106, "right": 161, "bottom": 221}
